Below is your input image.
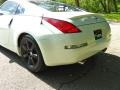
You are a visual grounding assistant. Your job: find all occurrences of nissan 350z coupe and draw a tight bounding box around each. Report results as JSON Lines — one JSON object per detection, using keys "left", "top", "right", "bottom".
{"left": 0, "top": 0, "right": 111, "bottom": 72}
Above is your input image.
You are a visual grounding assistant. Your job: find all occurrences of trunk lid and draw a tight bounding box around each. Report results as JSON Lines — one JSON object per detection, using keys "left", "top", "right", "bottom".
{"left": 43, "top": 12, "right": 110, "bottom": 44}
{"left": 43, "top": 12, "right": 106, "bottom": 26}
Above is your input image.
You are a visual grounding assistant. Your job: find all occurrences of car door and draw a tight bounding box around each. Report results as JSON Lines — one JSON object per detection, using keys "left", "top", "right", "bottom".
{"left": 0, "top": 1, "right": 19, "bottom": 46}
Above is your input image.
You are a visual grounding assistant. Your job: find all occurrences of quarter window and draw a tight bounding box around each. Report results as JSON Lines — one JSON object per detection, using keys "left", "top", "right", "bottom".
{"left": 0, "top": 1, "right": 18, "bottom": 14}
{"left": 15, "top": 6, "right": 25, "bottom": 14}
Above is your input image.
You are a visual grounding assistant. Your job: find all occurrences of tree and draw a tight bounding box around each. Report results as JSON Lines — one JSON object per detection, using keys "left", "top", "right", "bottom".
{"left": 75, "top": 0, "right": 80, "bottom": 7}
{"left": 0, "top": 0, "right": 6, "bottom": 4}
{"left": 52, "top": 0, "right": 119, "bottom": 13}
{"left": 99, "top": 0, "right": 118, "bottom": 13}
{"left": 113, "top": 0, "right": 118, "bottom": 12}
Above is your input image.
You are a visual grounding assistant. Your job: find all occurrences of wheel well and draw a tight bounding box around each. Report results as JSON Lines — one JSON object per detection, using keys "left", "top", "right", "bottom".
{"left": 18, "top": 33, "right": 46, "bottom": 67}
{"left": 18, "top": 33, "right": 29, "bottom": 48}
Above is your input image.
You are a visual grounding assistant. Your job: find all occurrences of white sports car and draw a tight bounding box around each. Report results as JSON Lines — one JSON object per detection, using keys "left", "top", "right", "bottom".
{"left": 0, "top": 0, "right": 111, "bottom": 72}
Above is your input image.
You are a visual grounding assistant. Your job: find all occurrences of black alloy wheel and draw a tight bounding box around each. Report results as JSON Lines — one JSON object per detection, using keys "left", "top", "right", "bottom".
{"left": 20, "top": 35, "right": 45, "bottom": 72}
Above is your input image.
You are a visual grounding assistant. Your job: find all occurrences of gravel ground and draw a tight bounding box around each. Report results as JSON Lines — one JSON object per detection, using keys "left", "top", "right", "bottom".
{"left": 0, "top": 22, "right": 120, "bottom": 90}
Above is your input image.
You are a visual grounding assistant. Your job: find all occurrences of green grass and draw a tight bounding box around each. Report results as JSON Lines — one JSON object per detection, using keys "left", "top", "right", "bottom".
{"left": 100, "top": 13, "right": 120, "bottom": 22}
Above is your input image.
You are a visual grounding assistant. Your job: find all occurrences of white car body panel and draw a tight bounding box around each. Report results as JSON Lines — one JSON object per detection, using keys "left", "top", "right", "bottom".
{"left": 0, "top": 0, "right": 111, "bottom": 66}
{"left": 0, "top": 15, "right": 13, "bottom": 45}
{"left": 7, "top": 15, "right": 54, "bottom": 53}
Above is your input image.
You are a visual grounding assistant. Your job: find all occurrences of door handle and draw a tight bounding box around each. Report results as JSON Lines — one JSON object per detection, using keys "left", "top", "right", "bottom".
{"left": 8, "top": 18, "right": 13, "bottom": 28}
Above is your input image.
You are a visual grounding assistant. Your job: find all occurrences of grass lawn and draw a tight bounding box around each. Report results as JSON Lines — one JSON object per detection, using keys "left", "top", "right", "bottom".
{"left": 100, "top": 13, "right": 120, "bottom": 22}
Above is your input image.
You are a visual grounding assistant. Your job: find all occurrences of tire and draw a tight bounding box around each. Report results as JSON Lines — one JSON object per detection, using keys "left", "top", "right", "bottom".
{"left": 20, "top": 35, "right": 45, "bottom": 72}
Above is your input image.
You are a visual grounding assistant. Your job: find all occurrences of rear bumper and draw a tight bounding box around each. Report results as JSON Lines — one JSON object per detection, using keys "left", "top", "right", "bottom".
{"left": 37, "top": 33, "right": 111, "bottom": 66}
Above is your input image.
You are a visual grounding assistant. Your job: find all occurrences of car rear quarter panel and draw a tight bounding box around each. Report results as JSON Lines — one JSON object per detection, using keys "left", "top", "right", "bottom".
{"left": 8, "top": 15, "right": 54, "bottom": 54}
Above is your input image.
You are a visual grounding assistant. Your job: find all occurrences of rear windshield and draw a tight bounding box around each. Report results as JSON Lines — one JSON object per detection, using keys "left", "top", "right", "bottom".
{"left": 30, "top": 1, "right": 85, "bottom": 12}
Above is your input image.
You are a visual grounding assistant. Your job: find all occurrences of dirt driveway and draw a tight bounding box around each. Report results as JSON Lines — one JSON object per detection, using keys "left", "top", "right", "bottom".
{"left": 0, "top": 22, "right": 120, "bottom": 90}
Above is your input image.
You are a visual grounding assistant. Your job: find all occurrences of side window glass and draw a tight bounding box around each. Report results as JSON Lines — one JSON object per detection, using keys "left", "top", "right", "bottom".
{"left": 0, "top": 1, "right": 18, "bottom": 14}
{"left": 15, "top": 6, "right": 25, "bottom": 14}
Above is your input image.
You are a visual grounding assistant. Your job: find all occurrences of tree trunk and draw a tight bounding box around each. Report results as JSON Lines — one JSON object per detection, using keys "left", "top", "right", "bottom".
{"left": 100, "top": 0, "right": 107, "bottom": 13}
{"left": 113, "top": 0, "right": 118, "bottom": 12}
{"left": 107, "top": 0, "right": 111, "bottom": 13}
{"left": 75, "top": 0, "right": 80, "bottom": 7}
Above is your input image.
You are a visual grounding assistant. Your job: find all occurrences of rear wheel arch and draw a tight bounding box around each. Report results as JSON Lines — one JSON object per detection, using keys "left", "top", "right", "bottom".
{"left": 19, "top": 34, "right": 45, "bottom": 72}
{"left": 17, "top": 33, "right": 44, "bottom": 57}
{"left": 18, "top": 33, "right": 46, "bottom": 72}
{"left": 18, "top": 33, "right": 29, "bottom": 49}
{"left": 17, "top": 33, "right": 39, "bottom": 55}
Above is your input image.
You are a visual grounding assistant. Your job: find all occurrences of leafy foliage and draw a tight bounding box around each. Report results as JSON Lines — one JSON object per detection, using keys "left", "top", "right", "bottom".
{"left": 0, "top": 0, "right": 6, "bottom": 4}
{"left": 80, "top": 0, "right": 103, "bottom": 13}
{"left": 56, "top": 0, "right": 120, "bottom": 13}
{"left": 56, "top": 0, "right": 76, "bottom": 6}
{"left": 101, "top": 13, "right": 120, "bottom": 22}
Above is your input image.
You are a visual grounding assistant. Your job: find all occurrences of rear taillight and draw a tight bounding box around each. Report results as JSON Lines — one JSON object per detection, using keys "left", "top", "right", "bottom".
{"left": 43, "top": 17, "right": 81, "bottom": 33}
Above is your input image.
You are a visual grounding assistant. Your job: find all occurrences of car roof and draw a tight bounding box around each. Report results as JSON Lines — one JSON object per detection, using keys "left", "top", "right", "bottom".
{"left": 4, "top": 0, "right": 49, "bottom": 16}
{"left": 7, "top": 0, "right": 50, "bottom": 3}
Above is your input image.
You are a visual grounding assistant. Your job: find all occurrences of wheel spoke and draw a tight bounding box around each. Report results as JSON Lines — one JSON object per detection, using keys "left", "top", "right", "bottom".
{"left": 27, "top": 56, "right": 36, "bottom": 66}
{"left": 21, "top": 44, "right": 27, "bottom": 52}
{"left": 32, "top": 54, "right": 38, "bottom": 59}
{"left": 23, "top": 53, "right": 28, "bottom": 58}
{"left": 25, "top": 39, "right": 30, "bottom": 50}
{"left": 31, "top": 58, "right": 36, "bottom": 65}
{"left": 30, "top": 43, "right": 34, "bottom": 51}
{"left": 28, "top": 56, "right": 32, "bottom": 65}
